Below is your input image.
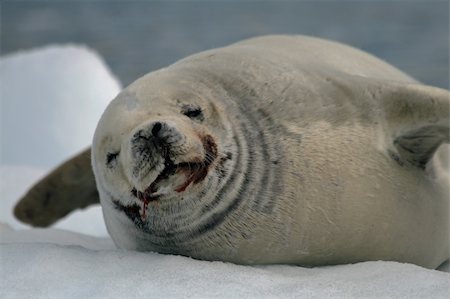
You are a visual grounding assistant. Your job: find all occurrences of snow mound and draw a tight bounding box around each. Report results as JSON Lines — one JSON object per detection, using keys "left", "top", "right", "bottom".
{"left": 0, "top": 45, "right": 121, "bottom": 168}
{"left": 1, "top": 227, "right": 449, "bottom": 298}
{"left": 0, "top": 45, "right": 114, "bottom": 236}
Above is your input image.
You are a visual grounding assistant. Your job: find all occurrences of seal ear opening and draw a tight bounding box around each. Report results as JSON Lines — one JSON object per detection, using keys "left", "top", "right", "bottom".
{"left": 382, "top": 83, "right": 450, "bottom": 169}
{"left": 394, "top": 125, "right": 449, "bottom": 169}
{"left": 14, "top": 147, "right": 99, "bottom": 227}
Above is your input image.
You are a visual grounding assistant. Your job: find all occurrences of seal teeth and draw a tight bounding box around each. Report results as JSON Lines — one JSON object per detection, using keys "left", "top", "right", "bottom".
{"left": 131, "top": 187, "right": 160, "bottom": 202}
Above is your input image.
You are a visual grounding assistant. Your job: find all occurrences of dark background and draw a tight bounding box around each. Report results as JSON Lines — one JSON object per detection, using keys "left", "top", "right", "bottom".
{"left": 1, "top": 0, "right": 448, "bottom": 88}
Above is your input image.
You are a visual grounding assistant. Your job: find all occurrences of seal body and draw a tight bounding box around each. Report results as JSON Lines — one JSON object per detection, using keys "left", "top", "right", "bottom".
{"left": 89, "top": 35, "right": 449, "bottom": 268}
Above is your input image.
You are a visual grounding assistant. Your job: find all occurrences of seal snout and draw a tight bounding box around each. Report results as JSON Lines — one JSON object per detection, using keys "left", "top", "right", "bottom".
{"left": 128, "top": 120, "right": 178, "bottom": 188}
{"left": 127, "top": 119, "right": 219, "bottom": 200}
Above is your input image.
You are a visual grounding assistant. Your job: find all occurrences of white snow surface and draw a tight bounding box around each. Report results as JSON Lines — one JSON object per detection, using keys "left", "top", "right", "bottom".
{"left": 1, "top": 226, "right": 450, "bottom": 299}
{"left": 0, "top": 44, "right": 121, "bottom": 168}
{"left": 1, "top": 45, "right": 449, "bottom": 298}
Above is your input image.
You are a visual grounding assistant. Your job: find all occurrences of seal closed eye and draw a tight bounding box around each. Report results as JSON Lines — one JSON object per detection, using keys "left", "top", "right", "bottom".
{"left": 106, "top": 151, "right": 119, "bottom": 167}
{"left": 14, "top": 35, "right": 449, "bottom": 269}
{"left": 181, "top": 104, "right": 203, "bottom": 120}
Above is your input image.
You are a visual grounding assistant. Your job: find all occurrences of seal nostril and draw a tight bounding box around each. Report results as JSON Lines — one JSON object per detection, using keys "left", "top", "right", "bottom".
{"left": 152, "top": 122, "right": 162, "bottom": 136}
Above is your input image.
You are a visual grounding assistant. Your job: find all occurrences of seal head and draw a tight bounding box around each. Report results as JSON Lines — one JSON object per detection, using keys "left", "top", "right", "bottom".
{"left": 91, "top": 74, "right": 239, "bottom": 251}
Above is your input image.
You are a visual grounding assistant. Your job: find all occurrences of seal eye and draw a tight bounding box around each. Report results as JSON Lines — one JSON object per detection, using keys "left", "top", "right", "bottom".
{"left": 181, "top": 104, "right": 203, "bottom": 121}
{"left": 106, "top": 151, "right": 119, "bottom": 168}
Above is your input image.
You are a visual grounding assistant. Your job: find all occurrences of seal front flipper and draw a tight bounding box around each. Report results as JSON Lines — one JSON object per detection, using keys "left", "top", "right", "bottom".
{"left": 14, "top": 148, "right": 99, "bottom": 227}
{"left": 380, "top": 83, "right": 450, "bottom": 169}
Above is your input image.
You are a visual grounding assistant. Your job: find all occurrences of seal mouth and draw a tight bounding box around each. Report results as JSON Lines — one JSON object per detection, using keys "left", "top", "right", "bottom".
{"left": 130, "top": 160, "right": 205, "bottom": 201}
{"left": 130, "top": 134, "right": 218, "bottom": 217}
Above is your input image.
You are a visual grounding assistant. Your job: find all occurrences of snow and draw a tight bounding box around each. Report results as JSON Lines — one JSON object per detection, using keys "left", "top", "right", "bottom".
{"left": 1, "top": 45, "right": 449, "bottom": 298}
{"left": 1, "top": 228, "right": 449, "bottom": 298}
{"left": 0, "top": 45, "right": 113, "bottom": 237}
{"left": 0, "top": 45, "right": 121, "bottom": 168}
